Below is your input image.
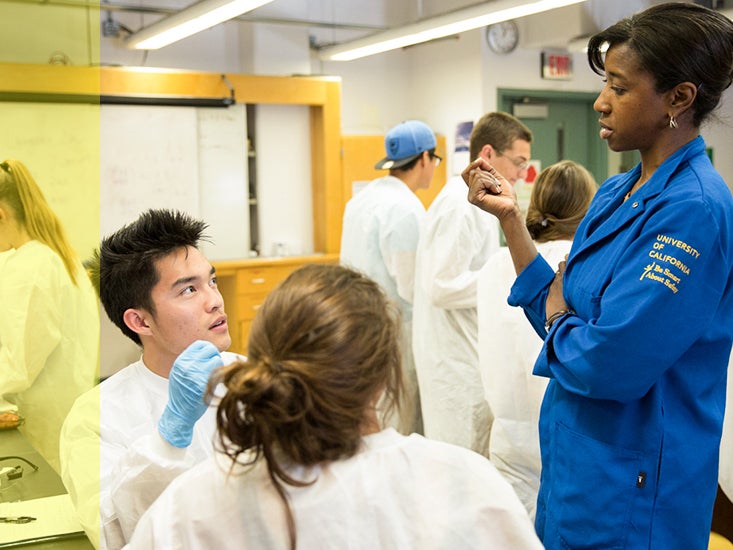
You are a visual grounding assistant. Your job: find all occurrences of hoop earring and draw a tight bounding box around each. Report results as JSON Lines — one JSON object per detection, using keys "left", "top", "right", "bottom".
{"left": 669, "top": 115, "right": 678, "bottom": 129}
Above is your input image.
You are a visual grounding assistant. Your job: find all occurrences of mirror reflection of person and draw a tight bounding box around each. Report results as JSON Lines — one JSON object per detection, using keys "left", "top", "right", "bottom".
{"left": 0, "top": 159, "right": 99, "bottom": 473}
{"left": 126, "top": 264, "right": 544, "bottom": 549}
{"left": 465, "top": 4, "right": 733, "bottom": 549}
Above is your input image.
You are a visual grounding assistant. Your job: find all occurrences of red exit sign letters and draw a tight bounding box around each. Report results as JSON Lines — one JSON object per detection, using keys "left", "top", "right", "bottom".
{"left": 542, "top": 50, "right": 573, "bottom": 80}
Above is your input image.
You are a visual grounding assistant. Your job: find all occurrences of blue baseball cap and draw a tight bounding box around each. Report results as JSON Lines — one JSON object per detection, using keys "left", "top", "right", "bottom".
{"left": 375, "top": 120, "right": 437, "bottom": 170}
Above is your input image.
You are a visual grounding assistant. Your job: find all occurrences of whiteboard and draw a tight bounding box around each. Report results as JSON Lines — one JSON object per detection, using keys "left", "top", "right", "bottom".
{"left": 100, "top": 105, "right": 201, "bottom": 235}
{"left": 99, "top": 103, "right": 249, "bottom": 259}
{"left": 196, "top": 106, "right": 249, "bottom": 261}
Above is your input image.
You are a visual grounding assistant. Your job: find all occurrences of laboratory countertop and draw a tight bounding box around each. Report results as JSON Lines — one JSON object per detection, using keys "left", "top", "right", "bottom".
{"left": 0, "top": 430, "right": 93, "bottom": 550}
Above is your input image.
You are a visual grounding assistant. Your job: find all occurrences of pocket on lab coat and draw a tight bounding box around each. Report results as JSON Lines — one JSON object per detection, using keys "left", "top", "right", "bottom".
{"left": 545, "top": 421, "right": 647, "bottom": 550}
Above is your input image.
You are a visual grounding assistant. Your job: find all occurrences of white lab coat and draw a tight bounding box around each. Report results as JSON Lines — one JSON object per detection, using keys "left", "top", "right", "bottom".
{"left": 719, "top": 349, "right": 733, "bottom": 502}
{"left": 125, "top": 428, "right": 544, "bottom": 550}
{"left": 59, "top": 352, "right": 242, "bottom": 550}
{"left": 412, "top": 176, "right": 500, "bottom": 455}
{"left": 477, "top": 239, "right": 572, "bottom": 519}
{"left": 340, "top": 175, "right": 425, "bottom": 435}
{"left": 0, "top": 240, "right": 99, "bottom": 473}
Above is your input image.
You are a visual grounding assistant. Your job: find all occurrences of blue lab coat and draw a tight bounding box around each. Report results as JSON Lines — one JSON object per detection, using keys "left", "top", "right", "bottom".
{"left": 509, "top": 136, "right": 733, "bottom": 549}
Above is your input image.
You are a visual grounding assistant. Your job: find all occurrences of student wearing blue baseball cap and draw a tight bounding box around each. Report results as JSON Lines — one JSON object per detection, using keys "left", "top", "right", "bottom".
{"left": 340, "top": 119, "right": 440, "bottom": 436}
{"left": 374, "top": 120, "right": 438, "bottom": 170}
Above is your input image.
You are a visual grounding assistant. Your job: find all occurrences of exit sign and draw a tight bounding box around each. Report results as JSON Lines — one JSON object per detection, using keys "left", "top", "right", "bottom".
{"left": 541, "top": 50, "right": 573, "bottom": 80}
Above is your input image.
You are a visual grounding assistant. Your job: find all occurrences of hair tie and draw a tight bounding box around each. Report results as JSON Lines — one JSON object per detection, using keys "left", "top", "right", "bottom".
{"left": 541, "top": 218, "right": 549, "bottom": 227}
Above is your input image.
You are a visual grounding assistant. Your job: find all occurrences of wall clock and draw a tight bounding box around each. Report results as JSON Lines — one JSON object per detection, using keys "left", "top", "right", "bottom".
{"left": 486, "top": 20, "right": 519, "bottom": 54}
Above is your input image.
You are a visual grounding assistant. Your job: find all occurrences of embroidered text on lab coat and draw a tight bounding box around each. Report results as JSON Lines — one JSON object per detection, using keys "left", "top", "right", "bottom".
{"left": 640, "top": 234, "right": 700, "bottom": 293}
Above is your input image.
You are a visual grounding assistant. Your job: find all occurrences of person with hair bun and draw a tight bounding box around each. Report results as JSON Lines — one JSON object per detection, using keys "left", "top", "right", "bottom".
{"left": 126, "top": 263, "right": 543, "bottom": 550}
{"left": 0, "top": 159, "right": 99, "bottom": 473}
{"left": 522, "top": 161, "right": 596, "bottom": 245}
{"left": 465, "top": 3, "right": 733, "bottom": 548}
{"left": 477, "top": 160, "right": 596, "bottom": 519}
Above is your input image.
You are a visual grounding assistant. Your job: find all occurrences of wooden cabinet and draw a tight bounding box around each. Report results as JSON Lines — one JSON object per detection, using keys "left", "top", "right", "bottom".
{"left": 213, "top": 254, "right": 339, "bottom": 354}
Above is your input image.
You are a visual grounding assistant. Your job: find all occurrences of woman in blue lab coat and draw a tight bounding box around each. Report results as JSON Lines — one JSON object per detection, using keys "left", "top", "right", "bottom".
{"left": 464, "top": 3, "right": 733, "bottom": 549}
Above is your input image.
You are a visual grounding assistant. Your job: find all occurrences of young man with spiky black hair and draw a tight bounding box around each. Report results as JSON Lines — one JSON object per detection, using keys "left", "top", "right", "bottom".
{"left": 60, "top": 209, "right": 242, "bottom": 549}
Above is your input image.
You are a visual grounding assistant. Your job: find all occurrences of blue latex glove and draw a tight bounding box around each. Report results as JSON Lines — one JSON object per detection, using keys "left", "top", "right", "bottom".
{"left": 158, "top": 340, "right": 223, "bottom": 448}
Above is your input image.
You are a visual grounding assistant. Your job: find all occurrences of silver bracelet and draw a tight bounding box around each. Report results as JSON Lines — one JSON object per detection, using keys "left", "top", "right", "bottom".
{"left": 545, "top": 309, "right": 571, "bottom": 331}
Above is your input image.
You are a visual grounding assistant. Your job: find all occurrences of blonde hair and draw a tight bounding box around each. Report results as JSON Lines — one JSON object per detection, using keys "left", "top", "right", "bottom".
{"left": 525, "top": 160, "right": 597, "bottom": 243}
{"left": 0, "top": 159, "right": 80, "bottom": 284}
{"left": 209, "top": 264, "right": 404, "bottom": 549}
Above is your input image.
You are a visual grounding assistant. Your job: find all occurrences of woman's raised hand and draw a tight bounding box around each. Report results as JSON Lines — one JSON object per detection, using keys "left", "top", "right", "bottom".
{"left": 461, "top": 157, "right": 518, "bottom": 220}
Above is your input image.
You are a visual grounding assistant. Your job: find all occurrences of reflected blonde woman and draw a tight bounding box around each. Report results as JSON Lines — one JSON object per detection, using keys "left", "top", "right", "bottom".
{"left": 0, "top": 159, "right": 98, "bottom": 473}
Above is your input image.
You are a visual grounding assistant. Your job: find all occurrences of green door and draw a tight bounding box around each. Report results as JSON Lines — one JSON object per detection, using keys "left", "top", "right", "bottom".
{"left": 499, "top": 89, "right": 609, "bottom": 185}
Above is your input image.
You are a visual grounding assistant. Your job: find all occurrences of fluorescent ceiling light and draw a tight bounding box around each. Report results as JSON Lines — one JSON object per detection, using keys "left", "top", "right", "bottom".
{"left": 125, "top": 0, "right": 274, "bottom": 50}
{"left": 319, "top": 0, "right": 589, "bottom": 61}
